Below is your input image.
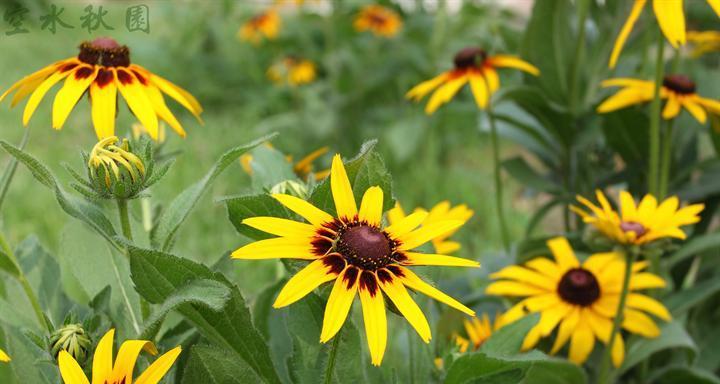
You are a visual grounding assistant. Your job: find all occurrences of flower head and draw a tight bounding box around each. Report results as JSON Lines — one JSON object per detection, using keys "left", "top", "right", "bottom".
{"left": 406, "top": 47, "right": 539, "bottom": 114}
{"left": 87, "top": 136, "right": 148, "bottom": 199}
{"left": 267, "top": 57, "right": 317, "bottom": 86}
{"left": 50, "top": 323, "right": 92, "bottom": 364}
{"left": 454, "top": 313, "right": 509, "bottom": 353}
{"left": 354, "top": 5, "right": 402, "bottom": 37}
{"left": 572, "top": 190, "right": 704, "bottom": 246}
{"left": 597, "top": 75, "right": 720, "bottom": 124}
{"left": 239, "top": 9, "right": 281, "bottom": 44}
{"left": 0, "top": 348, "right": 9, "bottom": 363}
{"left": 232, "top": 154, "right": 479, "bottom": 365}
{"left": 487, "top": 237, "right": 670, "bottom": 367}
{"left": 609, "top": 0, "right": 720, "bottom": 68}
{"left": 687, "top": 30, "right": 720, "bottom": 58}
{"left": 388, "top": 201, "right": 474, "bottom": 255}
{"left": 58, "top": 329, "right": 181, "bottom": 384}
{"left": 0, "top": 37, "right": 202, "bottom": 140}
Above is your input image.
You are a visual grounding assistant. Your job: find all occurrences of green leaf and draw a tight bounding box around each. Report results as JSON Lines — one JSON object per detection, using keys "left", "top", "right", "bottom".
{"left": 648, "top": 365, "right": 720, "bottom": 384}
{"left": 0, "top": 141, "right": 118, "bottom": 247}
{"left": 3, "top": 325, "right": 54, "bottom": 384}
{"left": 225, "top": 194, "right": 292, "bottom": 240}
{"left": 151, "top": 133, "right": 276, "bottom": 251}
{"left": 139, "top": 279, "right": 231, "bottom": 339}
{"left": 309, "top": 140, "right": 394, "bottom": 215}
{"left": 617, "top": 321, "right": 697, "bottom": 376}
{"left": 0, "top": 249, "right": 19, "bottom": 278}
{"left": 666, "top": 232, "right": 720, "bottom": 267}
{"left": 502, "top": 156, "right": 561, "bottom": 194}
{"left": 445, "top": 350, "right": 587, "bottom": 384}
{"left": 665, "top": 278, "right": 720, "bottom": 315}
{"left": 480, "top": 314, "right": 539, "bottom": 357}
{"left": 182, "top": 345, "right": 263, "bottom": 384}
{"left": 246, "top": 145, "right": 298, "bottom": 190}
{"left": 601, "top": 108, "right": 649, "bottom": 167}
{"left": 128, "top": 245, "right": 281, "bottom": 384}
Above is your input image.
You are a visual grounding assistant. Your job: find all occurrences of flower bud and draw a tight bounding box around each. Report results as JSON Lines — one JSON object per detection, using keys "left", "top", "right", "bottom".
{"left": 270, "top": 180, "right": 309, "bottom": 199}
{"left": 87, "top": 136, "right": 147, "bottom": 199}
{"left": 49, "top": 324, "right": 91, "bottom": 364}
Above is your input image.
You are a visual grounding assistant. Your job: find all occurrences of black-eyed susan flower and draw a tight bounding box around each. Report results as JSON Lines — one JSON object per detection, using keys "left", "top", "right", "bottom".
{"left": 354, "top": 4, "right": 402, "bottom": 38}
{"left": 267, "top": 57, "right": 317, "bottom": 87}
{"left": 406, "top": 47, "right": 539, "bottom": 114}
{"left": 58, "top": 329, "right": 181, "bottom": 384}
{"left": 609, "top": 0, "right": 720, "bottom": 68}
{"left": 232, "top": 154, "right": 479, "bottom": 365}
{"left": 572, "top": 190, "right": 704, "bottom": 246}
{"left": 687, "top": 30, "right": 720, "bottom": 58}
{"left": 239, "top": 9, "right": 281, "bottom": 44}
{"left": 597, "top": 75, "right": 720, "bottom": 124}
{"left": 486, "top": 237, "right": 670, "bottom": 367}
{"left": 388, "top": 201, "right": 474, "bottom": 255}
{"left": 0, "top": 348, "right": 8, "bottom": 362}
{"left": 0, "top": 37, "right": 202, "bottom": 140}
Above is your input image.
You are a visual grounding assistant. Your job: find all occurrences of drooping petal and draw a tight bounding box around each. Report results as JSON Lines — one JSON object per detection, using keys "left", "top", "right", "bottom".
{"left": 397, "top": 220, "right": 463, "bottom": 250}
{"left": 402, "top": 252, "right": 479, "bottom": 268}
{"left": 1, "top": 60, "right": 67, "bottom": 103}
{"left": 609, "top": 0, "right": 648, "bottom": 68}
{"left": 384, "top": 211, "right": 428, "bottom": 238}
{"left": 626, "top": 293, "right": 671, "bottom": 321}
{"left": 22, "top": 69, "right": 73, "bottom": 126}
{"left": 330, "top": 154, "right": 358, "bottom": 219}
{"left": 58, "top": 350, "right": 91, "bottom": 384}
{"left": 274, "top": 259, "right": 339, "bottom": 308}
{"left": 92, "top": 329, "right": 115, "bottom": 384}
{"left": 231, "top": 237, "right": 316, "bottom": 260}
{"left": 425, "top": 75, "right": 468, "bottom": 114}
{"left": 378, "top": 270, "right": 431, "bottom": 343}
{"left": 550, "top": 307, "right": 580, "bottom": 354}
{"left": 622, "top": 308, "right": 660, "bottom": 337}
{"left": 90, "top": 70, "right": 118, "bottom": 139}
{"left": 272, "top": 193, "right": 334, "bottom": 226}
{"left": 143, "top": 66, "right": 203, "bottom": 118}
{"left": 359, "top": 276, "right": 388, "bottom": 366}
{"left": 596, "top": 86, "right": 654, "bottom": 113}
{"left": 52, "top": 65, "right": 99, "bottom": 130}
{"left": 468, "top": 73, "right": 488, "bottom": 109}
{"left": 112, "top": 339, "right": 156, "bottom": 382}
{"left": 114, "top": 68, "right": 159, "bottom": 139}
{"left": 405, "top": 72, "right": 449, "bottom": 101}
{"left": 134, "top": 347, "right": 182, "bottom": 384}
{"left": 142, "top": 81, "right": 187, "bottom": 137}
{"left": 481, "top": 67, "right": 500, "bottom": 95}
{"left": 398, "top": 266, "right": 474, "bottom": 316}
{"left": 242, "top": 217, "right": 317, "bottom": 238}
{"left": 320, "top": 267, "right": 359, "bottom": 342}
{"left": 358, "top": 186, "right": 384, "bottom": 227}
{"left": 487, "top": 55, "right": 540, "bottom": 76}
{"left": 653, "top": 0, "right": 686, "bottom": 48}
{"left": 681, "top": 97, "right": 707, "bottom": 124}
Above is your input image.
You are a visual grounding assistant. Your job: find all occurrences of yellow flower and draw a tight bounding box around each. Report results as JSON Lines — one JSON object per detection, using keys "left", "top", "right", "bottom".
{"left": 0, "top": 37, "right": 202, "bottom": 140}
{"left": 572, "top": 190, "right": 704, "bottom": 246}
{"left": 406, "top": 47, "right": 539, "bottom": 114}
{"left": 239, "top": 9, "right": 281, "bottom": 44}
{"left": 232, "top": 154, "right": 479, "bottom": 365}
{"left": 240, "top": 144, "right": 330, "bottom": 181}
{"left": 267, "top": 57, "right": 317, "bottom": 86}
{"left": 597, "top": 76, "right": 720, "bottom": 124}
{"left": 354, "top": 5, "right": 402, "bottom": 37}
{"left": 687, "top": 30, "right": 720, "bottom": 58}
{"left": 388, "top": 201, "right": 474, "bottom": 255}
{"left": 609, "top": 0, "right": 720, "bottom": 68}
{"left": 487, "top": 237, "right": 671, "bottom": 367}
{"left": 89, "top": 136, "right": 146, "bottom": 190}
{"left": 132, "top": 122, "right": 166, "bottom": 144}
{"left": 0, "top": 348, "right": 9, "bottom": 362}
{"left": 454, "top": 313, "right": 508, "bottom": 353}
{"left": 58, "top": 329, "right": 181, "bottom": 384}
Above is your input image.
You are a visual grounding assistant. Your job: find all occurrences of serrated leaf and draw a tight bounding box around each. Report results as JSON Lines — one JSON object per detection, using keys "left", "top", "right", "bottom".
{"left": 224, "top": 194, "right": 293, "bottom": 240}
{"left": 182, "top": 345, "right": 263, "bottom": 384}
{"left": 151, "top": 133, "right": 276, "bottom": 251}
{"left": 128, "top": 245, "right": 281, "bottom": 384}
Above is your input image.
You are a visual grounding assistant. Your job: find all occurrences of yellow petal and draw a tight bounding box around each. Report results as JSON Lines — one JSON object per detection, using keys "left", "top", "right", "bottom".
{"left": 114, "top": 68, "right": 159, "bottom": 139}
{"left": 320, "top": 267, "right": 359, "bottom": 342}
{"left": 468, "top": 73, "right": 488, "bottom": 109}
{"left": 92, "top": 329, "right": 115, "bottom": 384}
{"left": 402, "top": 252, "right": 479, "bottom": 268}
{"left": 397, "top": 220, "right": 463, "bottom": 250}
{"left": 398, "top": 266, "right": 474, "bottom": 316}
{"left": 272, "top": 193, "right": 334, "bottom": 226}
{"left": 359, "top": 276, "right": 388, "bottom": 366}
{"left": 486, "top": 281, "right": 547, "bottom": 296}
{"left": 547, "top": 237, "right": 580, "bottom": 270}
{"left": 231, "top": 237, "right": 315, "bottom": 260}
{"left": 568, "top": 320, "right": 595, "bottom": 365}
{"left": 59, "top": 350, "right": 90, "bottom": 384}
{"left": 482, "top": 68, "right": 500, "bottom": 95}
{"left": 0, "top": 348, "right": 8, "bottom": 362}
{"left": 385, "top": 210, "right": 428, "bottom": 238}
{"left": 144, "top": 67, "right": 203, "bottom": 117}
{"left": 112, "top": 339, "right": 156, "bottom": 382}
{"left": 619, "top": 191, "right": 639, "bottom": 222}
{"left": 242, "top": 217, "right": 317, "bottom": 238}
{"left": 143, "top": 81, "right": 187, "bottom": 137}
{"left": 273, "top": 259, "right": 338, "bottom": 308}
{"left": 52, "top": 65, "right": 98, "bottom": 130}
{"left": 681, "top": 98, "right": 707, "bottom": 124}
{"left": 22, "top": 68, "right": 73, "bottom": 126}
{"left": 487, "top": 55, "right": 540, "bottom": 76}
{"left": 90, "top": 71, "right": 118, "bottom": 139}
{"left": 537, "top": 303, "right": 572, "bottom": 336}
{"left": 521, "top": 324, "right": 542, "bottom": 350}
{"left": 490, "top": 265, "right": 557, "bottom": 291}
{"left": 626, "top": 293, "right": 671, "bottom": 321}
{"left": 379, "top": 271, "right": 431, "bottom": 343}
{"left": 358, "top": 186, "right": 384, "bottom": 227}
{"left": 406, "top": 72, "right": 449, "bottom": 101}
{"left": 622, "top": 308, "right": 660, "bottom": 337}
{"left": 609, "top": 0, "right": 648, "bottom": 68}
{"left": 550, "top": 307, "right": 580, "bottom": 354}
{"left": 597, "top": 86, "right": 654, "bottom": 113}
{"left": 662, "top": 96, "right": 681, "bottom": 119}
{"left": 425, "top": 75, "right": 467, "bottom": 115}
{"left": 134, "top": 346, "right": 182, "bottom": 384}
{"left": 330, "top": 154, "right": 357, "bottom": 219}
{"left": 525, "top": 257, "right": 563, "bottom": 279}
{"left": 653, "top": 0, "right": 686, "bottom": 48}
{"left": 1, "top": 60, "right": 67, "bottom": 103}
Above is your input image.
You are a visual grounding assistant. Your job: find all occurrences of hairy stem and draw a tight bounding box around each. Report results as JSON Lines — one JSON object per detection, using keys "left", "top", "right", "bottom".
{"left": 0, "top": 128, "right": 30, "bottom": 214}
{"left": 117, "top": 199, "right": 133, "bottom": 242}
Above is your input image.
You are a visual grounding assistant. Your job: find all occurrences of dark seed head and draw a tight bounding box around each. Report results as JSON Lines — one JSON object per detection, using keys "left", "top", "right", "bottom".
{"left": 620, "top": 221, "right": 647, "bottom": 238}
{"left": 662, "top": 74, "right": 696, "bottom": 95}
{"left": 557, "top": 268, "right": 600, "bottom": 306}
{"left": 78, "top": 37, "right": 130, "bottom": 67}
{"left": 336, "top": 225, "right": 392, "bottom": 270}
{"left": 453, "top": 47, "right": 487, "bottom": 69}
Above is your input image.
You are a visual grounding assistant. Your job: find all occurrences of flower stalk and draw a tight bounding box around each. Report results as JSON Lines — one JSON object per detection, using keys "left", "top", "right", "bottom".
{"left": 487, "top": 102, "right": 511, "bottom": 252}
{"left": 117, "top": 199, "right": 133, "bottom": 242}
{"left": 648, "top": 30, "right": 666, "bottom": 196}
{"left": 658, "top": 119, "right": 675, "bottom": 199}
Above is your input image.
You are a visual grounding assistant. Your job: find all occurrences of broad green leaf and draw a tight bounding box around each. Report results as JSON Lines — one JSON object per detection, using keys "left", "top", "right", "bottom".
{"left": 480, "top": 314, "right": 539, "bottom": 357}
{"left": 502, "top": 156, "right": 561, "bottom": 194}
{"left": 3, "top": 325, "right": 54, "bottom": 384}
{"left": 601, "top": 108, "right": 649, "bottom": 168}
{"left": 128, "top": 245, "right": 281, "bottom": 384}
{"left": 648, "top": 365, "right": 720, "bottom": 384}
{"left": 665, "top": 278, "right": 720, "bottom": 315}
{"left": 617, "top": 321, "right": 697, "bottom": 376}
{"left": 151, "top": 133, "right": 277, "bottom": 251}
{"left": 309, "top": 140, "right": 394, "bottom": 215}
{"left": 666, "top": 232, "right": 720, "bottom": 267}
{"left": 182, "top": 345, "right": 263, "bottom": 384}
{"left": 246, "top": 145, "right": 298, "bottom": 190}
{"left": 0, "top": 141, "right": 118, "bottom": 247}
{"left": 224, "top": 194, "right": 293, "bottom": 240}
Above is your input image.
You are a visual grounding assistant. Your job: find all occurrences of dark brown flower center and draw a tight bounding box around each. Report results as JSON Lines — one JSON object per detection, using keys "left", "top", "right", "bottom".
{"left": 336, "top": 225, "right": 393, "bottom": 270}
{"left": 78, "top": 37, "right": 130, "bottom": 67}
{"left": 620, "top": 221, "right": 647, "bottom": 238}
{"left": 557, "top": 268, "right": 600, "bottom": 306}
{"left": 453, "top": 47, "right": 487, "bottom": 69}
{"left": 662, "top": 74, "right": 696, "bottom": 95}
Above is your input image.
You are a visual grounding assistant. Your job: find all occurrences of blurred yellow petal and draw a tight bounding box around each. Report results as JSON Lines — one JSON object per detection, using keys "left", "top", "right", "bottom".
{"left": 547, "top": 237, "right": 580, "bottom": 270}
{"left": 609, "top": 0, "right": 647, "bottom": 68}
{"left": 568, "top": 320, "right": 595, "bottom": 365}
{"left": 626, "top": 293, "right": 671, "bottom": 321}
{"left": 662, "top": 96, "right": 681, "bottom": 119}
{"left": 487, "top": 55, "right": 540, "bottom": 76}
{"left": 406, "top": 72, "right": 449, "bottom": 101}
{"left": 385, "top": 210, "right": 428, "bottom": 238}
{"left": 425, "top": 75, "right": 467, "bottom": 114}
{"left": 597, "top": 86, "right": 655, "bottom": 113}
{"left": 330, "top": 155, "right": 358, "bottom": 219}
{"left": 397, "top": 220, "right": 463, "bottom": 250}
{"left": 681, "top": 98, "right": 707, "bottom": 124}
{"left": 653, "top": 0, "right": 686, "bottom": 48}
{"left": 468, "top": 73, "right": 488, "bottom": 109}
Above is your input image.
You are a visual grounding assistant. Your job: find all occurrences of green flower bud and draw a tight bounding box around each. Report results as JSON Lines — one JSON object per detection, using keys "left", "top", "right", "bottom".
{"left": 270, "top": 180, "right": 309, "bottom": 199}
{"left": 49, "top": 324, "right": 91, "bottom": 364}
{"left": 87, "top": 136, "right": 147, "bottom": 199}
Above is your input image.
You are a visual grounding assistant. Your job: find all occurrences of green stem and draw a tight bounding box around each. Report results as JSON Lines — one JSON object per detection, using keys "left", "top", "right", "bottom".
{"left": 0, "top": 231, "right": 51, "bottom": 333}
{"left": 323, "top": 329, "right": 341, "bottom": 384}
{"left": 681, "top": 256, "right": 701, "bottom": 289}
{"left": 487, "top": 103, "right": 511, "bottom": 252}
{"left": 0, "top": 128, "right": 30, "bottom": 214}
{"left": 117, "top": 199, "right": 133, "bottom": 242}
{"left": 598, "top": 248, "right": 637, "bottom": 384}
{"left": 658, "top": 119, "right": 675, "bottom": 199}
{"left": 648, "top": 31, "right": 666, "bottom": 196}
{"left": 140, "top": 196, "right": 153, "bottom": 233}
